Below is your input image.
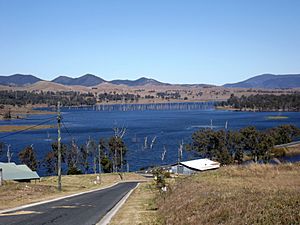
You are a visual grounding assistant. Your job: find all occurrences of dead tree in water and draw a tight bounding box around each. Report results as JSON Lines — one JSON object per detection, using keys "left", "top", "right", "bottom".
{"left": 113, "top": 126, "right": 126, "bottom": 139}
{"left": 150, "top": 136, "right": 157, "bottom": 149}
{"left": 178, "top": 140, "right": 184, "bottom": 163}
{"left": 161, "top": 146, "right": 167, "bottom": 161}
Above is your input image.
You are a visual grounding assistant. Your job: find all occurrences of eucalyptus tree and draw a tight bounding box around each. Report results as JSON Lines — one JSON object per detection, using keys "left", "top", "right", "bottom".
{"left": 87, "top": 137, "right": 98, "bottom": 174}
{"left": 18, "top": 145, "right": 38, "bottom": 171}
{"left": 66, "top": 139, "right": 81, "bottom": 174}
{"left": 108, "top": 136, "right": 127, "bottom": 173}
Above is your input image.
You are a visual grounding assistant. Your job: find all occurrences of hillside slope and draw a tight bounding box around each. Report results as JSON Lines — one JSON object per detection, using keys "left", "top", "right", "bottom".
{"left": 158, "top": 164, "right": 300, "bottom": 225}
{"left": 224, "top": 74, "right": 300, "bottom": 88}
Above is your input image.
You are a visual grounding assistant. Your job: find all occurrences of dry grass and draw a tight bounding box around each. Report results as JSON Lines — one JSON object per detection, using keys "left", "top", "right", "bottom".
{"left": 0, "top": 172, "right": 145, "bottom": 210}
{"left": 285, "top": 143, "right": 300, "bottom": 156}
{"left": 158, "top": 163, "right": 300, "bottom": 225}
{"left": 272, "top": 143, "right": 300, "bottom": 158}
{"left": 109, "top": 182, "right": 160, "bottom": 225}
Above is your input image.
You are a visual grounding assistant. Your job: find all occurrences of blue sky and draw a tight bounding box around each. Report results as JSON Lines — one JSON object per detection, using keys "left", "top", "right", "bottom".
{"left": 1, "top": 0, "right": 300, "bottom": 85}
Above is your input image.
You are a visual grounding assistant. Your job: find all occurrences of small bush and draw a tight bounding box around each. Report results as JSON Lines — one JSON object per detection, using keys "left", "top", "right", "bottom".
{"left": 271, "top": 147, "right": 287, "bottom": 157}
{"left": 67, "top": 167, "right": 82, "bottom": 175}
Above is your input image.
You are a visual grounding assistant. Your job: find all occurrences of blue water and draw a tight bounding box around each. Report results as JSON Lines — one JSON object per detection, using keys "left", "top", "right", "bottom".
{"left": 1, "top": 106, "right": 300, "bottom": 175}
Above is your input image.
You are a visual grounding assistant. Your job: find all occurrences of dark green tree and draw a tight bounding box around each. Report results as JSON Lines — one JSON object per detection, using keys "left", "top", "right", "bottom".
{"left": 240, "top": 126, "right": 260, "bottom": 162}
{"left": 80, "top": 144, "right": 89, "bottom": 174}
{"left": 257, "top": 133, "right": 275, "bottom": 162}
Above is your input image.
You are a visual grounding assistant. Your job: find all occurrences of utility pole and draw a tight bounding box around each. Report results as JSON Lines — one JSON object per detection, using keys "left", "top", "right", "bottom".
{"left": 120, "top": 147, "right": 123, "bottom": 173}
{"left": 57, "top": 101, "right": 62, "bottom": 191}
{"left": 98, "top": 144, "right": 102, "bottom": 184}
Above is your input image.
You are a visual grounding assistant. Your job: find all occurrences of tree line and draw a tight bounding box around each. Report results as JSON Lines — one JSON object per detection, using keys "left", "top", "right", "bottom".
{"left": 186, "top": 124, "right": 300, "bottom": 165}
{"left": 0, "top": 90, "right": 96, "bottom": 106}
{"left": 1, "top": 124, "right": 299, "bottom": 174}
{"left": 217, "top": 94, "right": 300, "bottom": 111}
{"left": 0, "top": 134, "right": 127, "bottom": 176}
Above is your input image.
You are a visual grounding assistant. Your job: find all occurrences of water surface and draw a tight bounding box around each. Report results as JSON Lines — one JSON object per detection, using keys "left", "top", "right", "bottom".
{"left": 1, "top": 105, "right": 300, "bottom": 174}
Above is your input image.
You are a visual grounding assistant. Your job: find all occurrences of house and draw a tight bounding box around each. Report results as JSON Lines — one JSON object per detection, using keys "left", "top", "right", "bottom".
{"left": 171, "top": 158, "right": 220, "bottom": 175}
{"left": 0, "top": 162, "right": 40, "bottom": 182}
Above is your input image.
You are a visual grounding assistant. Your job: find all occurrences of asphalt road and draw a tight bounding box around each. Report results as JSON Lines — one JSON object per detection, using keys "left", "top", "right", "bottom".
{"left": 0, "top": 182, "right": 138, "bottom": 225}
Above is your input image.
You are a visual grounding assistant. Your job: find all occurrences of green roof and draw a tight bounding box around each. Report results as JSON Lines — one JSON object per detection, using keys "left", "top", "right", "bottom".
{"left": 0, "top": 162, "right": 40, "bottom": 181}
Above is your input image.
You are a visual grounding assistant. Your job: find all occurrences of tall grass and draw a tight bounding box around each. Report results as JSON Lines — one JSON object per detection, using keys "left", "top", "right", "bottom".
{"left": 158, "top": 163, "right": 300, "bottom": 225}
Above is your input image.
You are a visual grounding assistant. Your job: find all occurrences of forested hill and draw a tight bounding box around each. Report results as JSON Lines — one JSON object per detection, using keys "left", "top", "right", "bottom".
{"left": 223, "top": 74, "right": 300, "bottom": 88}
{"left": 218, "top": 94, "right": 300, "bottom": 111}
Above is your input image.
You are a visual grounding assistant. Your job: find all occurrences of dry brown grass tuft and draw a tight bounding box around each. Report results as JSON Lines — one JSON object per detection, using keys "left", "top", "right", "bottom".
{"left": 0, "top": 172, "right": 145, "bottom": 210}
{"left": 158, "top": 163, "right": 300, "bottom": 225}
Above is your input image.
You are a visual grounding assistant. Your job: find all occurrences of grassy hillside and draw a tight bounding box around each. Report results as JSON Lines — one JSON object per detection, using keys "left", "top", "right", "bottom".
{"left": 157, "top": 164, "right": 300, "bottom": 225}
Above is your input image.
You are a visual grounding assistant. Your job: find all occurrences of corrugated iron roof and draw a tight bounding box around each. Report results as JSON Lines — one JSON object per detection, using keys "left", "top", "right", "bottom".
{"left": 0, "top": 162, "right": 40, "bottom": 181}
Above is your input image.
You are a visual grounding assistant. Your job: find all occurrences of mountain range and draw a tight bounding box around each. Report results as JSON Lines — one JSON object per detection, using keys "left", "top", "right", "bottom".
{"left": 0, "top": 73, "right": 299, "bottom": 88}
{"left": 0, "top": 74, "right": 42, "bottom": 87}
{"left": 0, "top": 74, "right": 169, "bottom": 87}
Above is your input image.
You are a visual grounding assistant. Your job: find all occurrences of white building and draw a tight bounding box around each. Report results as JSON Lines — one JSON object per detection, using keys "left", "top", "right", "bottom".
{"left": 171, "top": 158, "right": 220, "bottom": 175}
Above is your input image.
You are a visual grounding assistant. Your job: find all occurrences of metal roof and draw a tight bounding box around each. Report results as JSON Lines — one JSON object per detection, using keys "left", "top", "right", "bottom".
{"left": 180, "top": 158, "right": 220, "bottom": 171}
{"left": 0, "top": 162, "right": 40, "bottom": 181}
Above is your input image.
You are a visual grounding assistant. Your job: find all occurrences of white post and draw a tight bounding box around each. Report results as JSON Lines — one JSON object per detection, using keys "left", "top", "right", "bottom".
{"left": 7, "top": 144, "right": 11, "bottom": 163}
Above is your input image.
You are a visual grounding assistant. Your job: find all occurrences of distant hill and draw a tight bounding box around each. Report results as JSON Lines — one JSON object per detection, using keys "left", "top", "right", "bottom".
{"left": 110, "top": 77, "right": 169, "bottom": 86}
{"left": 52, "top": 74, "right": 106, "bottom": 87}
{"left": 27, "top": 81, "right": 90, "bottom": 92}
{"left": 0, "top": 74, "right": 42, "bottom": 86}
{"left": 52, "top": 75, "right": 169, "bottom": 87}
{"left": 224, "top": 74, "right": 300, "bottom": 88}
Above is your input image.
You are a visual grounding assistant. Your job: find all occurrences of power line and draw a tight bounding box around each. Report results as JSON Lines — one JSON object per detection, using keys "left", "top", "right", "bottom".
{"left": 0, "top": 117, "right": 56, "bottom": 140}
{"left": 61, "top": 120, "right": 73, "bottom": 138}
{"left": 21, "top": 116, "right": 57, "bottom": 121}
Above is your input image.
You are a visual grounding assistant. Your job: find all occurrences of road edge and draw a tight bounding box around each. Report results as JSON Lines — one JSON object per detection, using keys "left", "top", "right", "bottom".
{"left": 96, "top": 182, "right": 140, "bottom": 225}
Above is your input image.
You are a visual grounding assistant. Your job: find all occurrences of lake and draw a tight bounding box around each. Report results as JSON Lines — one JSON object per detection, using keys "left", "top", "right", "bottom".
{"left": 1, "top": 103, "right": 300, "bottom": 175}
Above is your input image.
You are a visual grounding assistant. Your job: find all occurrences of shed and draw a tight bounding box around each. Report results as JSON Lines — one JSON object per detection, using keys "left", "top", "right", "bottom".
{"left": 0, "top": 162, "right": 40, "bottom": 182}
{"left": 171, "top": 158, "right": 220, "bottom": 175}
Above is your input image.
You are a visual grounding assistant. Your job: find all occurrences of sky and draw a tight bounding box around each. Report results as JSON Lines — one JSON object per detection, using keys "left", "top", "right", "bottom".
{"left": 0, "top": 0, "right": 300, "bottom": 85}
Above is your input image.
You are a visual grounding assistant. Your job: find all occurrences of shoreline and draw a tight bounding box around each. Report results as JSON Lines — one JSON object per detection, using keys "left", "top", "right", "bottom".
{"left": 0, "top": 105, "right": 55, "bottom": 121}
{"left": 215, "top": 105, "right": 300, "bottom": 112}
{"left": 0, "top": 124, "right": 56, "bottom": 133}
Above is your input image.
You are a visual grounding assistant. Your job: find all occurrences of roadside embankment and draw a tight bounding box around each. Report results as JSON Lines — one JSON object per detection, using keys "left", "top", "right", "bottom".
{"left": 157, "top": 163, "right": 300, "bottom": 225}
